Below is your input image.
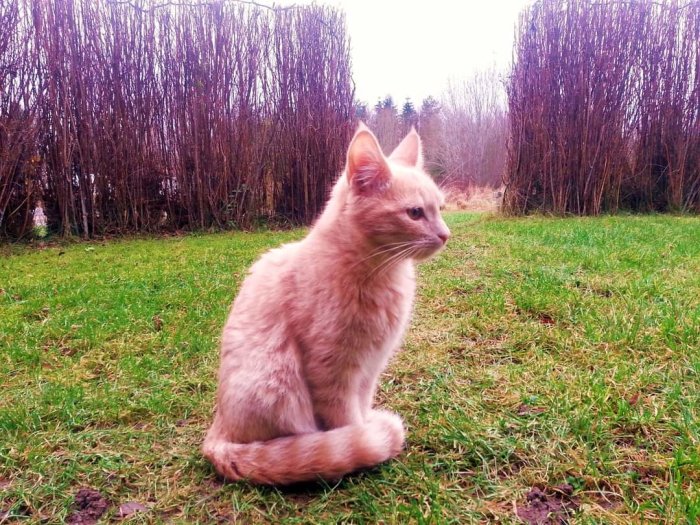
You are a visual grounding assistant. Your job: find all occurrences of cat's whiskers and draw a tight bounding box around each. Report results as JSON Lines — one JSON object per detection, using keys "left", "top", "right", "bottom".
{"left": 351, "top": 241, "right": 416, "bottom": 270}
{"left": 370, "top": 238, "right": 437, "bottom": 280}
{"left": 363, "top": 243, "right": 419, "bottom": 283}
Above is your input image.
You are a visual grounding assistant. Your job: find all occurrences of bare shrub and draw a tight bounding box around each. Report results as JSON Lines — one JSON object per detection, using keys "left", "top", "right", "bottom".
{"left": 0, "top": 0, "right": 39, "bottom": 238}
{"left": 0, "top": 0, "right": 353, "bottom": 240}
{"left": 505, "top": 0, "right": 700, "bottom": 215}
{"left": 369, "top": 96, "right": 402, "bottom": 152}
{"left": 439, "top": 69, "right": 507, "bottom": 190}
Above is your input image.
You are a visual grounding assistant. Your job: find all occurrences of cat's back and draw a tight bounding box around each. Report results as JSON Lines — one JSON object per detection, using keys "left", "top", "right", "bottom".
{"left": 251, "top": 240, "right": 301, "bottom": 275}
{"left": 235, "top": 240, "right": 302, "bottom": 306}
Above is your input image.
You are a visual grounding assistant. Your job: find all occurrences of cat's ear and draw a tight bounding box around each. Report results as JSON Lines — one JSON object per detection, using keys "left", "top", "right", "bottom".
{"left": 346, "top": 126, "right": 390, "bottom": 194}
{"left": 356, "top": 120, "right": 370, "bottom": 132}
{"left": 389, "top": 127, "right": 423, "bottom": 169}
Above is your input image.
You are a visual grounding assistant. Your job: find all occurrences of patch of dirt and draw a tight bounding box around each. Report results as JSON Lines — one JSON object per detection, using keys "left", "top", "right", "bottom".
{"left": 496, "top": 458, "right": 525, "bottom": 479}
{"left": 204, "top": 477, "right": 225, "bottom": 490}
{"left": 117, "top": 501, "right": 148, "bottom": 518}
{"left": 270, "top": 479, "right": 334, "bottom": 501}
{"left": 412, "top": 442, "right": 441, "bottom": 456}
{"left": 517, "top": 404, "right": 547, "bottom": 416}
{"left": 25, "top": 306, "right": 51, "bottom": 322}
{"left": 613, "top": 435, "right": 636, "bottom": 447}
{"left": 590, "top": 491, "right": 624, "bottom": 510}
{"left": 573, "top": 281, "right": 613, "bottom": 298}
{"left": 480, "top": 500, "right": 512, "bottom": 520}
{"left": 42, "top": 334, "right": 80, "bottom": 356}
{"left": 628, "top": 465, "right": 666, "bottom": 484}
{"left": 611, "top": 423, "right": 661, "bottom": 451}
{"left": 454, "top": 469, "right": 478, "bottom": 487}
{"left": 516, "top": 484, "right": 579, "bottom": 524}
{"left": 451, "top": 285, "right": 484, "bottom": 296}
{"left": 627, "top": 392, "right": 641, "bottom": 406}
{"left": 67, "top": 488, "right": 110, "bottom": 525}
{"left": 513, "top": 306, "right": 558, "bottom": 326}
{"left": 537, "top": 313, "right": 555, "bottom": 325}
{"left": 589, "top": 286, "right": 613, "bottom": 298}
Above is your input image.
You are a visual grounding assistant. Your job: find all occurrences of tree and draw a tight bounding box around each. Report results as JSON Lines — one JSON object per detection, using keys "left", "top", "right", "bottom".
{"left": 354, "top": 101, "right": 369, "bottom": 122}
{"left": 417, "top": 96, "right": 442, "bottom": 175}
{"left": 370, "top": 95, "right": 401, "bottom": 151}
{"left": 400, "top": 99, "right": 418, "bottom": 135}
{"left": 439, "top": 69, "right": 507, "bottom": 189}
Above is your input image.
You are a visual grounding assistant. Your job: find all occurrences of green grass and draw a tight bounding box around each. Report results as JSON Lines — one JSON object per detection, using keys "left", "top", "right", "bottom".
{"left": 1, "top": 213, "right": 699, "bottom": 523}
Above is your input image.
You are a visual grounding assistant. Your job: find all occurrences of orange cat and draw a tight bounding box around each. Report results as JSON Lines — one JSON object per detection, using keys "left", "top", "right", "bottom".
{"left": 202, "top": 124, "right": 450, "bottom": 484}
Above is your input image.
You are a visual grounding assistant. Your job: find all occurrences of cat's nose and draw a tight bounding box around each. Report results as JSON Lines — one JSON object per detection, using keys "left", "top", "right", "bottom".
{"left": 435, "top": 219, "right": 450, "bottom": 245}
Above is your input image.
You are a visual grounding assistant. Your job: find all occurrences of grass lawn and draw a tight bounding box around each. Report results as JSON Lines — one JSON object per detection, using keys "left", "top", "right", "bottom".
{"left": 1, "top": 212, "right": 699, "bottom": 523}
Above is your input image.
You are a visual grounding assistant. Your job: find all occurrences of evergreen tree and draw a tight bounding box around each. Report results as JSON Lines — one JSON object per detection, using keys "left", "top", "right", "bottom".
{"left": 354, "top": 101, "right": 369, "bottom": 122}
{"left": 381, "top": 95, "right": 396, "bottom": 111}
{"left": 418, "top": 96, "right": 442, "bottom": 175}
{"left": 400, "top": 98, "right": 418, "bottom": 133}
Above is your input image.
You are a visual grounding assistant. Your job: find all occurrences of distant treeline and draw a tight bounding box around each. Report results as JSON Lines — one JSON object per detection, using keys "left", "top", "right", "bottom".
{"left": 359, "top": 70, "right": 507, "bottom": 192}
{"left": 505, "top": 0, "right": 700, "bottom": 214}
{"left": 0, "top": 0, "right": 353, "bottom": 239}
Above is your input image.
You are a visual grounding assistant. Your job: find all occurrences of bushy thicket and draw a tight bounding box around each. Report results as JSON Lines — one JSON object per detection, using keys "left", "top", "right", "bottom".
{"left": 0, "top": 0, "right": 353, "bottom": 239}
{"left": 505, "top": 0, "right": 700, "bottom": 214}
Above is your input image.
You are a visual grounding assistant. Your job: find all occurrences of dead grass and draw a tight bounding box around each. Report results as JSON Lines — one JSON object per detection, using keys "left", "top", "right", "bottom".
{"left": 444, "top": 186, "right": 503, "bottom": 213}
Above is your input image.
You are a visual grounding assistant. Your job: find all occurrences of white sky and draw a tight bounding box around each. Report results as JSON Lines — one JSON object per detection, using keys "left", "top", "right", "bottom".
{"left": 281, "top": 0, "right": 534, "bottom": 106}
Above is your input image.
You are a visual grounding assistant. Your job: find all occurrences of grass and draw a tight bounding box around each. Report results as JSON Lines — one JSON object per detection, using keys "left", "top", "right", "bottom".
{"left": 1, "top": 212, "right": 699, "bottom": 524}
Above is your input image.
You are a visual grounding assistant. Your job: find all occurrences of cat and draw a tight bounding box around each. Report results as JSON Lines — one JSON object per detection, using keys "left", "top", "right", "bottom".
{"left": 202, "top": 123, "right": 450, "bottom": 485}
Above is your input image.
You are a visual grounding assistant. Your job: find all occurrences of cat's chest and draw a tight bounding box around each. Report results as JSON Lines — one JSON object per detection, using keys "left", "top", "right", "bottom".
{"left": 330, "top": 268, "right": 415, "bottom": 350}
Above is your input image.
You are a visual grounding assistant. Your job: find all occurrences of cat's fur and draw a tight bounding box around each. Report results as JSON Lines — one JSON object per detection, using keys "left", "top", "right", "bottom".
{"left": 202, "top": 124, "right": 450, "bottom": 485}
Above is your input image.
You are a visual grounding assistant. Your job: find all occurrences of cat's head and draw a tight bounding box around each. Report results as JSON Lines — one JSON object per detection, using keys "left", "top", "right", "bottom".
{"left": 339, "top": 123, "right": 450, "bottom": 261}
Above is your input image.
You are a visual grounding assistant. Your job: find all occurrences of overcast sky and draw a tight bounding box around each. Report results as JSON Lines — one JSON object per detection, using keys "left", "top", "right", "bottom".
{"left": 282, "top": 0, "right": 534, "bottom": 106}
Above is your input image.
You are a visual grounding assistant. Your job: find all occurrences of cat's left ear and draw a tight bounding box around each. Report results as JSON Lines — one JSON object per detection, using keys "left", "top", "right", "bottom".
{"left": 389, "top": 127, "right": 424, "bottom": 169}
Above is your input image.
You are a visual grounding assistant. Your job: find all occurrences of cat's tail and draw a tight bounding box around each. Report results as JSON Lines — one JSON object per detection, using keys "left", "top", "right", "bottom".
{"left": 201, "top": 410, "right": 405, "bottom": 485}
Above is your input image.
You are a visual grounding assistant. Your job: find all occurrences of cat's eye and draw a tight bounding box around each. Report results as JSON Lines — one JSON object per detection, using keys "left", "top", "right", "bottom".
{"left": 407, "top": 207, "right": 424, "bottom": 220}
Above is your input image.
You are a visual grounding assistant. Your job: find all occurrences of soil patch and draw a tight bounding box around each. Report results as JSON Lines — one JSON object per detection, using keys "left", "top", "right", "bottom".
{"left": 67, "top": 488, "right": 110, "bottom": 525}
{"left": 517, "top": 404, "right": 547, "bottom": 416}
{"left": 118, "top": 501, "right": 148, "bottom": 518}
{"left": 516, "top": 484, "right": 579, "bottom": 524}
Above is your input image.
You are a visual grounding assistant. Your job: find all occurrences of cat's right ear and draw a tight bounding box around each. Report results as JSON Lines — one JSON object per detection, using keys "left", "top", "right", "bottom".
{"left": 389, "top": 127, "right": 423, "bottom": 169}
{"left": 346, "top": 126, "right": 390, "bottom": 195}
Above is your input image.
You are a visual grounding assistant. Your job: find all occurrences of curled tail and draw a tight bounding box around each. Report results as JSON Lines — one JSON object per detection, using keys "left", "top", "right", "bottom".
{"left": 202, "top": 410, "right": 405, "bottom": 485}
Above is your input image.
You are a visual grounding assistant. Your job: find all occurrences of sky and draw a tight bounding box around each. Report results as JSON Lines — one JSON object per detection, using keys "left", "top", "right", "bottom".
{"left": 281, "top": 0, "right": 534, "bottom": 106}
